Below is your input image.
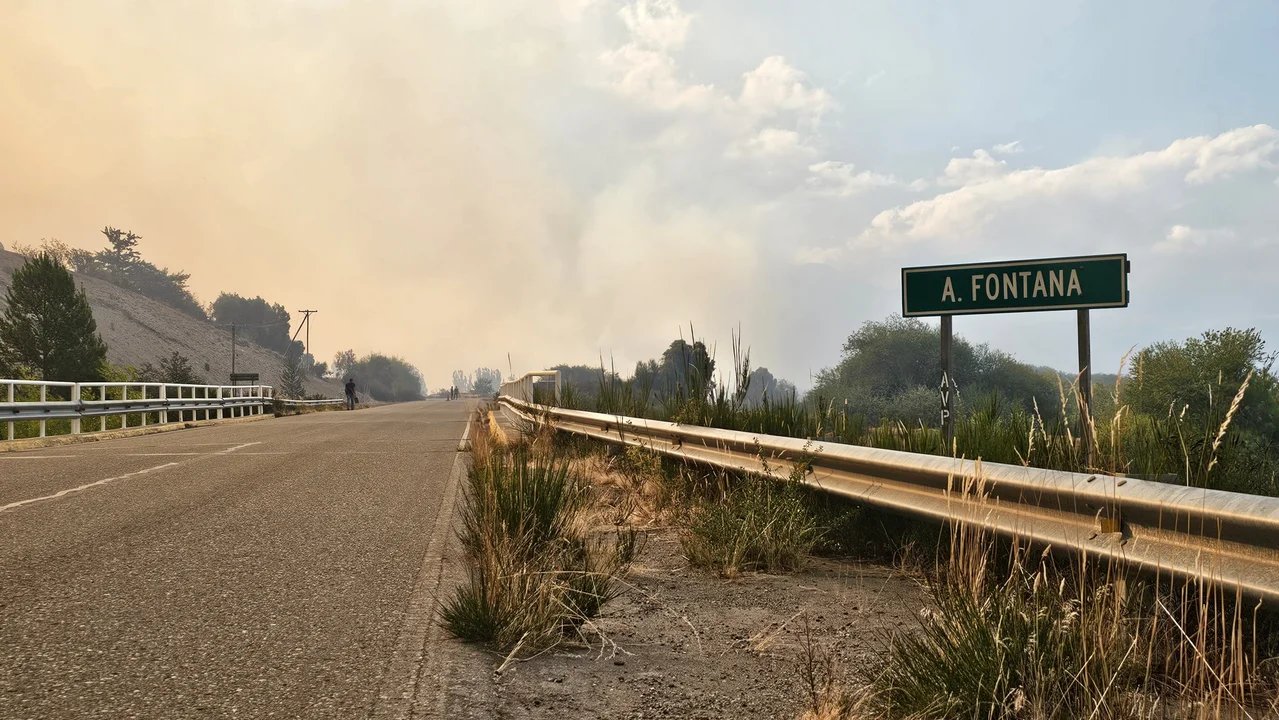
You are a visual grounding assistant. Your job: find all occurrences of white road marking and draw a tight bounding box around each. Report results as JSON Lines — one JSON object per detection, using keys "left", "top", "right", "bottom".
{"left": 0, "top": 463, "right": 180, "bottom": 513}
{"left": 0, "top": 441, "right": 264, "bottom": 513}
{"left": 0, "top": 455, "right": 82, "bottom": 460}
{"left": 118, "top": 453, "right": 206, "bottom": 457}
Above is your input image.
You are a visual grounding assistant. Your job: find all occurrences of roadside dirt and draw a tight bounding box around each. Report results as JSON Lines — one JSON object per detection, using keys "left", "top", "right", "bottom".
{"left": 434, "top": 529, "right": 926, "bottom": 719}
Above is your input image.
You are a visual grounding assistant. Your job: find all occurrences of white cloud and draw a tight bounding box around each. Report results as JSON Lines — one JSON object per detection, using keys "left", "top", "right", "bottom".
{"left": 600, "top": 43, "right": 716, "bottom": 111}
{"left": 939, "top": 148, "right": 1008, "bottom": 187}
{"left": 793, "top": 245, "right": 844, "bottom": 265}
{"left": 855, "top": 125, "right": 1279, "bottom": 248}
{"left": 992, "top": 140, "right": 1023, "bottom": 155}
{"left": 738, "top": 56, "right": 834, "bottom": 126}
{"left": 618, "top": 0, "right": 691, "bottom": 50}
{"left": 1181, "top": 124, "right": 1279, "bottom": 184}
{"left": 1154, "top": 224, "right": 1236, "bottom": 254}
{"left": 729, "top": 127, "right": 814, "bottom": 159}
{"left": 806, "top": 161, "right": 897, "bottom": 196}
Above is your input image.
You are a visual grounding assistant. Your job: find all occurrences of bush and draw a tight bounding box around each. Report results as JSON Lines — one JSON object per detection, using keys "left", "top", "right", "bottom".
{"left": 442, "top": 435, "right": 639, "bottom": 655}
{"left": 681, "top": 470, "right": 820, "bottom": 577}
{"left": 853, "top": 516, "right": 1279, "bottom": 719}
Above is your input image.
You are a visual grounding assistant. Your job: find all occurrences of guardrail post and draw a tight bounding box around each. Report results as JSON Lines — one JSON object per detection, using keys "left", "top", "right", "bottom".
{"left": 38, "top": 384, "right": 46, "bottom": 438}
{"left": 70, "top": 383, "right": 81, "bottom": 435}
{"left": 160, "top": 384, "right": 168, "bottom": 424}
{"left": 217, "top": 386, "right": 224, "bottom": 420}
{"left": 121, "top": 384, "right": 129, "bottom": 430}
{"left": 100, "top": 385, "right": 107, "bottom": 432}
{"left": 6, "top": 382, "right": 13, "bottom": 441}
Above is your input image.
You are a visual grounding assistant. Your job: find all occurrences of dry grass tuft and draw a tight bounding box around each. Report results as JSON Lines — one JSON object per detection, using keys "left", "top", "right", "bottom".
{"left": 441, "top": 409, "right": 641, "bottom": 657}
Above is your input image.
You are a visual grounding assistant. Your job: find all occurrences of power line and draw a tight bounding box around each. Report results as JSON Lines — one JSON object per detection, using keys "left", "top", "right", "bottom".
{"left": 210, "top": 319, "right": 290, "bottom": 329}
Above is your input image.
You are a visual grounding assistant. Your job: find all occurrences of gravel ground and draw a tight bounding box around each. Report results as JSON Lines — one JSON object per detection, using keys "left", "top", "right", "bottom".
{"left": 434, "top": 531, "right": 927, "bottom": 719}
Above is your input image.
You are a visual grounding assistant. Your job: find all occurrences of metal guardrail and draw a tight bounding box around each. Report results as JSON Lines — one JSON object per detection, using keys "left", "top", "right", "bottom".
{"left": 276, "top": 398, "right": 345, "bottom": 407}
{"left": 498, "top": 371, "right": 1279, "bottom": 605}
{"left": 499, "top": 371, "right": 560, "bottom": 405}
{"left": 2, "top": 379, "right": 274, "bottom": 441}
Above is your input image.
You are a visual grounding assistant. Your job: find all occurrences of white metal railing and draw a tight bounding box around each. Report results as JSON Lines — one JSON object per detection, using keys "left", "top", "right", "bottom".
{"left": 276, "top": 398, "right": 345, "bottom": 407}
{"left": 499, "top": 371, "right": 1279, "bottom": 605}
{"left": 499, "top": 371, "right": 560, "bottom": 404}
{"left": 2, "top": 379, "right": 274, "bottom": 442}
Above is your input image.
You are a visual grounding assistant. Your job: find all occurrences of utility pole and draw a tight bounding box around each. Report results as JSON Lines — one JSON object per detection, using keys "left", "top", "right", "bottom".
{"left": 292, "top": 310, "right": 318, "bottom": 356}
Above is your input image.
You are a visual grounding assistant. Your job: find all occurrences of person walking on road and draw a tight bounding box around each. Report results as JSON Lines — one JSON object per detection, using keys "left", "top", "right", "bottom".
{"left": 345, "top": 378, "right": 357, "bottom": 410}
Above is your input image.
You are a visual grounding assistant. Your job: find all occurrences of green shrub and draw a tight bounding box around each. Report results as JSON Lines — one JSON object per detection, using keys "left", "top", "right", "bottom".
{"left": 681, "top": 471, "right": 820, "bottom": 577}
{"left": 443, "top": 436, "right": 638, "bottom": 655}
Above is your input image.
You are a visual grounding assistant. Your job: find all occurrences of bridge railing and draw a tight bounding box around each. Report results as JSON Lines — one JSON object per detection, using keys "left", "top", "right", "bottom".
{"left": 2, "top": 379, "right": 275, "bottom": 441}
{"left": 276, "top": 397, "right": 346, "bottom": 408}
{"left": 499, "top": 370, "right": 560, "bottom": 404}
{"left": 497, "top": 371, "right": 1279, "bottom": 605}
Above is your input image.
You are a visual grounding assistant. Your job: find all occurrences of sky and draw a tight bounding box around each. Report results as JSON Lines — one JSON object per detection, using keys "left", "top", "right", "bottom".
{"left": 2, "top": 0, "right": 1277, "bottom": 391}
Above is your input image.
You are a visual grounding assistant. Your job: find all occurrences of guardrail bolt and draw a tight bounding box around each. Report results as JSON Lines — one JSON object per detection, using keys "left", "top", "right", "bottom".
{"left": 1097, "top": 507, "right": 1123, "bottom": 534}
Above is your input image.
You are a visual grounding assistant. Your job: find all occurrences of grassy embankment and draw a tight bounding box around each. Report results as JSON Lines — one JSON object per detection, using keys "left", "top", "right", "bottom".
{"left": 556, "top": 356, "right": 1276, "bottom": 497}
{"left": 539, "top": 365, "right": 1279, "bottom": 718}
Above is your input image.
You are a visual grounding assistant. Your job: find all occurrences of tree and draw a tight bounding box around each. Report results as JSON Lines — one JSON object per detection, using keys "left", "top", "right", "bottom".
{"left": 451, "top": 369, "right": 471, "bottom": 393}
{"left": 662, "top": 340, "right": 715, "bottom": 391}
{"left": 92, "top": 228, "right": 205, "bottom": 318}
{"left": 350, "top": 354, "right": 423, "bottom": 401}
{"left": 333, "top": 349, "right": 357, "bottom": 379}
{"left": 210, "top": 294, "right": 293, "bottom": 352}
{"left": 311, "top": 361, "right": 329, "bottom": 379}
{"left": 742, "top": 367, "right": 787, "bottom": 407}
{"left": 551, "top": 364, "right": 623, "bottom": 404}
{"left": 138, "top": 351, "right": 203, "bottom": 384}
{"left": 472, "top": 367, "right": 502, "bottom": 396}
{"left": 1124, "top": 327, "right": 1279, "bottom": 440}
{"left": 810, "top": 315, "right": 1059, "bottom": 424}
{"left": 97, "top": 227, "right": 141, "bottom": 289}
{"left": 280, "top": 347, "right": 307, "bottom": 399}
{"left": 0, "top": 253, "right": 107, "bottom": 381}
{"left": 12, "top": 238, "right": 94, "bottom": 273}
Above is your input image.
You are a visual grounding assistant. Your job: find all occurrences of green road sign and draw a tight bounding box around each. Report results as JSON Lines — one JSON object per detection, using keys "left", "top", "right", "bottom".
{"left": 902, "top": 254, "right": 1129, "bottom": 317}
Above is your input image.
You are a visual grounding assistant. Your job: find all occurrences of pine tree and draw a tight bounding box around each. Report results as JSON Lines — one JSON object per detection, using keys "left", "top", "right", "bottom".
{"left": 138, "top": 351, "right": 203, "bottom": 384}
{"left": 280, "top": 347, "right": 307, "bottom": 399}
{"left": 0, "top": 252, "right": 108, "bottom": 380}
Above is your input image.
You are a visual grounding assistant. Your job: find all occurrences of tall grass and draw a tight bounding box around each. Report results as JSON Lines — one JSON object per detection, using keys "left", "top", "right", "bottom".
{"left": 441, "top": 414, "right": 639, "bottom": 656}
{"left": 800, "top": 480, "right": 1279, "bottom": 720}
{"left": 550, "top": 347, "right": 1279, "bottom": 496}
{"left": 681, "top": 468, "right": 821, "bottom": 577}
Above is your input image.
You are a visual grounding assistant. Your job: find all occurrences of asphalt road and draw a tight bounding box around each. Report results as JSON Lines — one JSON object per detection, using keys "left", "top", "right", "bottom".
{"left": 0, "top": 400, "right": 473, "bottom": 720}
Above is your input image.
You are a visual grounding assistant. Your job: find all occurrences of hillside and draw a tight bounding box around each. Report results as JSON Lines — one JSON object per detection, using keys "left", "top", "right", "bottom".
{"left": 0, "top": 249, "right": 343, "bottom": 397}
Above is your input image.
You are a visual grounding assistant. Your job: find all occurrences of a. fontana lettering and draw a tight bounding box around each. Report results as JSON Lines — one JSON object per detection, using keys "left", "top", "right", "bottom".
{"left": 941, "top": 277, "right": 957, "bottom": 302}
{"left": 967, "top": 269, "right": 1081, "bottom": 303}
{"left": 905, "top": 254, "right": 1129, "bottom": 316}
